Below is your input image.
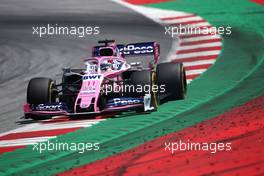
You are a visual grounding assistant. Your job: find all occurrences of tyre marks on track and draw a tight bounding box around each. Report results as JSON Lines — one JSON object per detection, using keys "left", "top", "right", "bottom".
{"left": 111, "top": 1, "right": 222, "bottom": 84}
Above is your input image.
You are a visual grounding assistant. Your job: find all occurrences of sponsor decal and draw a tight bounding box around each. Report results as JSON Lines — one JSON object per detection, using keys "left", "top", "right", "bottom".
{"left": 107, "top": 98, "right": 143, "bottom": 107}
{"left": 82, "top": 74, "right": 102, "bottom": 94}
{"left": 118, "top": 42, "right": 154, "bottom": 55}
{"left": 34, "top": 103, "right": 66, "bottom": 111}
{"left": 83, "top": 74, "right": 102, "bottom": 80}
{"left": 112, "top": 60, "right": 123, "bottom": 70}
{"left": 86, "top": 64, "right": 97, "bottom": 73}
{"left": 80, "top": 88, "right": 96, "bottom": 95}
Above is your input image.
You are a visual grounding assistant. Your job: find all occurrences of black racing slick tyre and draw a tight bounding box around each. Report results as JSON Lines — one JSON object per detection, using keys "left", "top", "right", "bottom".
{"left": 27, "top": 77, "right": 56, "bottom": 105}
{"left": 129, "top": 70, "right": 159, "bottom": 111}
{"left": 129, "top": 70, "right": 151, "bottom": 96}
{"left": 157, "top": 62, "right": 187, "bottom": 100}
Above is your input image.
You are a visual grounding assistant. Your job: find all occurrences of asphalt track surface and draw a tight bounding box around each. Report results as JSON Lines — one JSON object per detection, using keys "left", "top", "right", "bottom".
{"left": 0, "top": 0, "right": 172, "bottom": 133}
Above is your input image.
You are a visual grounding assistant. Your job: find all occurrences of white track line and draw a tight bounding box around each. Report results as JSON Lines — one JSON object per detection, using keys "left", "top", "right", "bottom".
{"left": 170, "top": 22, "right": 211, "bottom": 28}
{"left": 182, "top": 59, "right": 216, "bottom": 66}
{"left": 110, "top": 0, "right": 193, "bottom": 23}
{"left": 186, "top": 69, "right": 207, "bottom": 75}
{"left": 187, "top": 79, "right": 193, "bottom": 84}
{"left": 179, "top": 42, "right": 222, "bottom": 50}
{"left": 0, "top": 136, "right": 56, "bottom": 147}
{"left": 181, "top": 35, "right": 221, "bottom": 42}
{"left": 178, "top": 31, "right": 219, "bottom": 38}
{"left": 176, "top": 50, "right": 221, "bottom": 59}
{"left": 19, "top": 121, "right": 99, "bottom": 133}
{"left": 161, "top": 16, "right": 203, "bottom": 24}
{"left": 0, "top": 120, "right": 102, "bottom": 137}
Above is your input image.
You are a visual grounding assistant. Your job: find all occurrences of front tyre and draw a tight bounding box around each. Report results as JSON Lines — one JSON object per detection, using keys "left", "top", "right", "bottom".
{"left": 129, "top": 70, "right": 159, "bottom": 112}
{"left": 157, "top": 62, "right": 187, "bottom": 100}
{"left": 27, "top": 77, "right": 56, "bottom": 105}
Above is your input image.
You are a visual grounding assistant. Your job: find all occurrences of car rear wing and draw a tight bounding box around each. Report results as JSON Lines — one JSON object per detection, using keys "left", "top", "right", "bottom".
{"left": 117, "top": 42, "right": 160, "bottom": 64}
{"left": 92, "top": 41, "right": 160, "bottom": 66}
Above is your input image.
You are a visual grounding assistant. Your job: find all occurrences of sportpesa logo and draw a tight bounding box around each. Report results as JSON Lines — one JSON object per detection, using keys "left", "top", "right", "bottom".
{"left": 119, "top": 44, "right": 154, "bottom": 55}
{"left": 106, "top": 98, "right": 143, "bottom": 107}
{"left": 35, "top": 103, "right": 64, "bottom": 111}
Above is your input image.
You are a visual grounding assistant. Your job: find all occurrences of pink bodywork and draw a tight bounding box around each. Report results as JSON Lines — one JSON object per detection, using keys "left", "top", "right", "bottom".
{"left": 74, "top": 56, "right": 130, "bottom": 113}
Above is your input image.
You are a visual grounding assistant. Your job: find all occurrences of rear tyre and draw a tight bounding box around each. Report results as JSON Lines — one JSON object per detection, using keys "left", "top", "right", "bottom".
{"left": 157, "top": 62, "right": 187, "bottom": 100}
{"left": 27, "top": 77, "right": 56, "bottom": 104}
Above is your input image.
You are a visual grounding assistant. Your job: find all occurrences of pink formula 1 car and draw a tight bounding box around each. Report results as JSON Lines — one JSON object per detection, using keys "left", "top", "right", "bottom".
{"left": 24, "top": 40, "right": 187, "bottom": 119}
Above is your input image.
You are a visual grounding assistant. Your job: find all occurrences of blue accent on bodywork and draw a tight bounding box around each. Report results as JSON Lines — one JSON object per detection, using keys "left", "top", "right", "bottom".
{"left": 117, "top": 42, "right": 155, "bottom": 56}
{"left": 32, "top": 102, "right": 69, "bottom": 111}
{"left": 106, "top": 97, "right": 144, "bottom": 108}
{"left": 93, "top": 42, "right": 156, "bottom": 57}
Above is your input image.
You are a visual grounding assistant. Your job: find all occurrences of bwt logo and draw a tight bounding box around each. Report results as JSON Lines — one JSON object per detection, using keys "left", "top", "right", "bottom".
{"left": 119, "top": 45, "right": 153, "bottom": 55}
{"left": 83, "top": 75, "right": 102, "bottom": 80}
